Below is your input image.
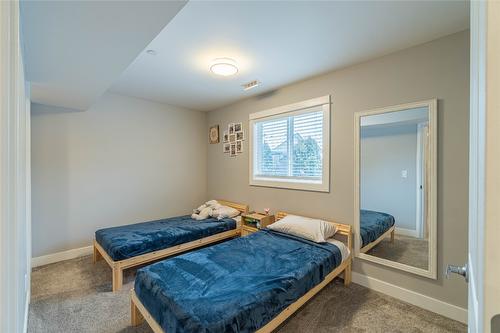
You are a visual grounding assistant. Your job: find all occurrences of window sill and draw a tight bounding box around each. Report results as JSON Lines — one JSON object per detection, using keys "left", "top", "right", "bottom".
{"left": 249, "top": 178, "right": 329, "bottom": 192}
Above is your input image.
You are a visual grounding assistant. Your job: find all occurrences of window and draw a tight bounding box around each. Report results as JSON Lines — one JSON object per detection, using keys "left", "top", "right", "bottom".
{"left": 249, "top": 96, "right": 330, "bottom": 192}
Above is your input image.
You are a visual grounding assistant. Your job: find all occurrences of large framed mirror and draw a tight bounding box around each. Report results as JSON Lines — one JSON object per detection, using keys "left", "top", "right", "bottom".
{"left": 354, "top": 99, "right": 437, "bottom": 279}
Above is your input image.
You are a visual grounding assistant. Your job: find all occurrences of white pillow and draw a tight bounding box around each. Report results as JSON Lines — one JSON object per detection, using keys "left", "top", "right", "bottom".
{"left": 211, "top": 205, "right": 240, "bottom": 219}
{"left": 267, "top": 214, "right": 337, "bottom": 243}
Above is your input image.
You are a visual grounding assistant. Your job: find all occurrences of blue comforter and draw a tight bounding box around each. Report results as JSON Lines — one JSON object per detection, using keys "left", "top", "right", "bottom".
{"left": 134, "top": 229, "right": 342, "bottom": 333}
{"left": 360, "top": 209, "right": 395, "bottom": 247}
{"left": 95, "top": 215, "right": 236, "bottom": 261}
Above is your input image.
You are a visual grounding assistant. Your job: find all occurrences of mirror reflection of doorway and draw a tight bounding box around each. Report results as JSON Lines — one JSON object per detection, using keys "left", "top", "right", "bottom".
{"left": 360, "top": 107, "right": 429, "bottom": 270}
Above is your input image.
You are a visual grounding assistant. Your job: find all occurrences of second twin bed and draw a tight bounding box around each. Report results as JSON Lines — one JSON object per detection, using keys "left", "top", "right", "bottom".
{"left": 130, "top": 211, "right": 352, "bottom": 333}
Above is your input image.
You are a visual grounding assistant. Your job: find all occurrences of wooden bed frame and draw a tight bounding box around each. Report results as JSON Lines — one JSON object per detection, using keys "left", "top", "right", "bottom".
{"left": 359, "top": 225, "right": 395, "bottom": 254}
{"left": 130, "top": 211, "right": 352, "bottom": 333}
{"left": 93, "top": 200, "right": 249, "bottom": 292}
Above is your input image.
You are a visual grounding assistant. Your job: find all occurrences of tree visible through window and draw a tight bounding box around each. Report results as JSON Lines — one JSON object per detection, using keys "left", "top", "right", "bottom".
{"left": 293, "top": 136, "right": 322, "bottom": 177}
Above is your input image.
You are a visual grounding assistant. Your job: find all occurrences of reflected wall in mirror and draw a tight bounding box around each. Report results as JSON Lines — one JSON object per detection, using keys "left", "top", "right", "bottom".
{"left": 354, "top": 99, "right": 437, "bottom": 279}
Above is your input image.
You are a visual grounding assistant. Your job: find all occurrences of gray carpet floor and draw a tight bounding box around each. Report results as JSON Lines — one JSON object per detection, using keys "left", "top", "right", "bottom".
{"left": 28, "top": 255, "right": 466, "bottom": 333}
{"left": 367, "top": 235, "right": 429, "bottom": 270}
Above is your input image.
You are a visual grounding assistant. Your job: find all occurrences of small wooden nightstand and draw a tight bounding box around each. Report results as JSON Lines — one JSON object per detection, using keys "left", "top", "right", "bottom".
{"left": 241, "top": 212, "right": 275, "bottom": 236}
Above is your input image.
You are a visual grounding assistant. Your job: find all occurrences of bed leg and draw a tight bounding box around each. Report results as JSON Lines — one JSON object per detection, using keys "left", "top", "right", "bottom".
{"left": 93, "top": 242, "right": 102, "bottom": 264}
{"left": 131, "top": 298, "right": 144, "bottom": 326}
{"left": 390, "top": 229, "right": 395, "bottom": 243}
{"left": 344, "top": 262, "right": 352, "bottom": 286}
{"left": 112, "top": 266, "right": 123, "bottom": 292}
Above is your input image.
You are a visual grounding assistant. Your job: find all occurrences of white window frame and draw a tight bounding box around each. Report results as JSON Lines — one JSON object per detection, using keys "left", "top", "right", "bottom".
{"left": 249, "top": 95, "right": 330, "bottom": 192}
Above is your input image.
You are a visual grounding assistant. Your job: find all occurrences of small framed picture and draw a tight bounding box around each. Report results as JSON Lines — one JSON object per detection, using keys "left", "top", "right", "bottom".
{"left": 229, "top": 123, "right": 235, "bottom": 134}
{"left": 230, "top": 143, "right": 236, "bottom": 157}
{"left": 229, "top": 133, "right": 236, "bottom": 143}
{"left": 223, "top": 131, "right": 229, "bottom": 143}
{"left": 236, "top": 140, "right": 243, "bottom": 153}
{"left": 236, "top": 131, "right": 244, "bottom": 141}
{"left": 234, "top": 122, "right": 242, "bottom": 132}
{"left": 223, "top": 143, "right": 230, "bottom": 153}
{"left": 209, "top": 125, "right": 219, "bottom": 144}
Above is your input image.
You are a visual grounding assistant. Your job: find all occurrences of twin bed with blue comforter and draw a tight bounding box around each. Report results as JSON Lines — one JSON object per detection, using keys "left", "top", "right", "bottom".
{"left": 93, "top": 200, "right": 248, "bottom": 292}
{"left": 359, "top": 209, "right": 396, "bottom": 252}
{"left": 95, "top": 215, "right": 237, "bottom": 261}
{"left": 130, "top": 212, "right": 352, "bottom": 333}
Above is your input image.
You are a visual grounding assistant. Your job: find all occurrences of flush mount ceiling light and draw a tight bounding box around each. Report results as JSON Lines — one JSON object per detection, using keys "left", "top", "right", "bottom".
{"left": 210, "top": 58, "right": 238, "bottom": 76}
{"left": 146, "top": 49, "right": 157, "bottom": 55}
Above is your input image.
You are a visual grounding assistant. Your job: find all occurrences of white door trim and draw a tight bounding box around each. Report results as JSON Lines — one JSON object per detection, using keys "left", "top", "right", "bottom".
{"left": 468, "top": 1, "right": 486, "bottom": 332}
{"left": 1, "top": 2, "right": 31, "bottom": 332}
{"left": 415, "top": 122, "right": 427, "bottom": 239}
{"left": 1, "top": 3, "right": 16, "bottom": 332}
{"left": 481, "top": 1, "right": 500, "bottom": 331}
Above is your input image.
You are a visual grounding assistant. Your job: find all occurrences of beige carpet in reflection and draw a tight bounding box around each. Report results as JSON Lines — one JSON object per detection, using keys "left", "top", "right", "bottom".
{"left": 367, "top": 234, "right": 429, "bottom": 269}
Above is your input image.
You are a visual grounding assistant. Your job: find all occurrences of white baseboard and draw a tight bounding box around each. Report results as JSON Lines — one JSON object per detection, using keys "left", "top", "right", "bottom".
{"left": 395, "top": 227, "right": 419, "bottom": 238}
{"left": 32, "top": 245, "right": 93, "bottom": 268}
{"left": 352, "top": 272, "right": 467, "bottom": 324}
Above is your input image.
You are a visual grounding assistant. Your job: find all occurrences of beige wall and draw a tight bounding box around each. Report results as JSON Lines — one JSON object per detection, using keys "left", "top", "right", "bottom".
{"left": 31, "top": 93, "right": 207, "bottom": 257}
{"left": 207, "top": 31, "right": 469, "bottom": 308}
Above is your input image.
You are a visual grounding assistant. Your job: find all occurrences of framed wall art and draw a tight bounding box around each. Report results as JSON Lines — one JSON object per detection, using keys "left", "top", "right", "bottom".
{"left": 209, "top": 125, "right": 219, "bottom": 144}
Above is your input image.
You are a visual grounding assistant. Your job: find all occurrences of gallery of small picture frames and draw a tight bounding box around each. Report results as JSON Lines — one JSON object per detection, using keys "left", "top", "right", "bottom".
{"left": 223, "top": 122, "right": 244, "bottom": 157}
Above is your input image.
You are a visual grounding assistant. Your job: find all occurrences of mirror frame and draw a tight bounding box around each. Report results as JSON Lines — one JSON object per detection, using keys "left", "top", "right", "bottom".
{"left": 354, "top": 99, "right": 438, "bottom": 279}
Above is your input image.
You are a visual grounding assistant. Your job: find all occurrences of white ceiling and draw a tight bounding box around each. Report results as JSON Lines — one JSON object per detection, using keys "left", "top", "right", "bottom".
{"left": 21, "top": 1, "right": 187, "bottom": 110}
{"left": 109, "top": 0, "right": 469, "bottom": 111}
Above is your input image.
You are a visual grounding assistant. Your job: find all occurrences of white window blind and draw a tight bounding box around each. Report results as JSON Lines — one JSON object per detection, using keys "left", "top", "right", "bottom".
{"left": 249, "top": 96, "right": 330, "bottom": 192}
{"left": 254, "top": 108, "right": 323, "bottom": 179}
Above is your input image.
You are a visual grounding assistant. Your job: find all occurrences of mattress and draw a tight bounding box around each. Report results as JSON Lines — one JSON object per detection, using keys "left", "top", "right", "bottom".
{"left": 359, "top": 209, "right": 395, "bottom": 248}
{"left": 95, "top": 215, "right": 237, "bottom": 261}
{"left": 134, "top": 229, "right": 344, "bottom": 333}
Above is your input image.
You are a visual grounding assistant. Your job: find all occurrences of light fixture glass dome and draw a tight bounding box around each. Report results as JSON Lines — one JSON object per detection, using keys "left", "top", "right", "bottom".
{"left": 210, "top": 58, "right": 238, "bottom": 76}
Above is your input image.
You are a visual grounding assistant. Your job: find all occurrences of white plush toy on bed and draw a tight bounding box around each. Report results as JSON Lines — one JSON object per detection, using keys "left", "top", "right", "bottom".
{"left": 191, "top": 200, "right": 221, "bottom": 220}
{"left": 191, "top": 200, "right": 239, "bottom": 220}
